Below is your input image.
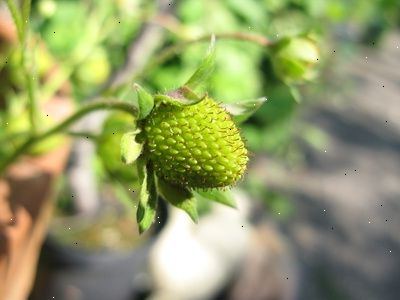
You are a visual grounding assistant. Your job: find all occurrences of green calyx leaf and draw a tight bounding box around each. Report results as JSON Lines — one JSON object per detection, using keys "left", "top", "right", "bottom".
{"left": 136, "top": 159, "right": 158, "bottom": 234}
{"left": 120, "top": 129, "right": 142, "bottom": 164}
{"left": 288, "top": 85, "right": 302, "bottom": 103}
{"left": 223, "top": 97, "right": 268, "bottom": 124}
{"left": 154, "top": 86, "right": 204, "bottom": 107}
{"left": 157, "top": 178, "right": 199, "bottom": 223}
{"left": 194, "top": 189, "right": 237, "bottom": 209}
{"left": 134, "top": 83, "right": 154, "bottom": 120}
{"left": 184, "top": 34, "right": 216, "bottom": 90}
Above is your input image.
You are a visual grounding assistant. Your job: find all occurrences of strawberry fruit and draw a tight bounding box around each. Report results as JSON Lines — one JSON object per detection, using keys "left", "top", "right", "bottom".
{"left": 144, "top": 97, "right": 248, "bottom": 189}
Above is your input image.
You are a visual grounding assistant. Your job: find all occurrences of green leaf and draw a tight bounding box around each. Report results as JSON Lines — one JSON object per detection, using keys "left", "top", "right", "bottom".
{"left": 223, "top": 97, "right": 268, "bottom": 124}
{"left": 194, "top": 189, "right": 237, "bottom": 208}
{"left": 136, "top": 159, "right": 158, "bottom": 233}
{"left": 120, "top": 130, "right": 142, "bottom": 164}
{"left": 134, "top": 83, "right": 154, "bottom": 120}
{"left": 184, "top": 34, "right": 216, "bottom": 90}
{"left": 157, "top": 179, "right": 198, "bottom": 223}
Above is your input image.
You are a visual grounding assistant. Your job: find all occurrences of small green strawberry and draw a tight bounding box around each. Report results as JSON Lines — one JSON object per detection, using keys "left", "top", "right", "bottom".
{"left": 143, "top": 96, "right": 248, "bottom": 189}
{"left": 97, "top": 112, "right": 138, "bottom": 182}
{"left": 271, "top": 36, "right": 319, "bottom": 83}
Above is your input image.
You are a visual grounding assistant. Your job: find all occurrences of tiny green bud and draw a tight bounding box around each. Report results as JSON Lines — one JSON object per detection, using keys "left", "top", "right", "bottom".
{"left": 38, "top": 0, "right": 57, "bottom": 18}
{"left": 271, "top": 37, "right": 319, "bottom": 83}
{"left": 75, "top": 47, "right": 111, "bottom": 86}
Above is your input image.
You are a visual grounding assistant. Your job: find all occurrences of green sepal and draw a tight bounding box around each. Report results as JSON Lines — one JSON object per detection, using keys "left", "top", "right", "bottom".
{"left": 136, "top": 158, "right": 158, "bottom": 234}
{"left": 184, "top": 34, "right": 216, "bottom": 90}
{"left": 194, "top": 189, "right": 237, "bottom": 209}
{"left": 134, "top": 83, "right": 154, "bottom": 120}
{"left": 157, "top": 178, "right": 199, "bottom": 223}
{"left": 223, "top": 97, "right": 268, "bottom": 124}
{"left": 154, "top": 86, "right": 204, "bottom": 107}
{"left": 180, "top": 86, "right": 203, "bottom": 102}
{"left": 288, "top": 85, "right": 302, "bottom": 103}
{"left": 120, "top": 129, "right": 142, "bottom": 164}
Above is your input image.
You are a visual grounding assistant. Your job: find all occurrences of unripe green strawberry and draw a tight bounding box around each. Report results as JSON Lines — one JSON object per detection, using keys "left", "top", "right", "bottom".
{"left": 271, "top": 37, "right": 319, "bottom": 83}
{"left": 97, "top": 112, "right": 138, "bottom": 182}
{"left": 144, "top": 97, "right": 248, "bottom": 189}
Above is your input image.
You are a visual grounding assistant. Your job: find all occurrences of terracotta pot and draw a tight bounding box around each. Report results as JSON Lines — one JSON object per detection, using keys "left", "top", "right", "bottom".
{"left": 0, "top": 8, "right": 17, "bottom": 45}
{"left": 0, "top": 7, "right": 74, "bottom": 299}
{"left": 0, "top": 96, "right": 72, "bottom": 300}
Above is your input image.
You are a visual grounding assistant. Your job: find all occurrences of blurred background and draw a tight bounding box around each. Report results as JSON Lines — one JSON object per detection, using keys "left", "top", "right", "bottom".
{"left": 0, "top": 0, "right": 399, "bottom": 299}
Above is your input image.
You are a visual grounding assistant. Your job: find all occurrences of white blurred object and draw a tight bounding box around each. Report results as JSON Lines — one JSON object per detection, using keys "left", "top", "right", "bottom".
{"left": 149, "top": 190, "right": 252, "bottom": 300}
{"left": 227, "top": 224, "right": 298, "bottom": 300}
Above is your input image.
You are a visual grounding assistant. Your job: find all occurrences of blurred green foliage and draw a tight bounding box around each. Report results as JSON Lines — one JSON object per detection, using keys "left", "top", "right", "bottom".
{"left": 1, "top": 0, "right": 398, "bottom": 217}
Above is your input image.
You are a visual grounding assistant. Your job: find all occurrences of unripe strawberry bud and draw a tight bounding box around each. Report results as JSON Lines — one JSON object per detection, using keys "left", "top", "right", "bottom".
{"left": 144, "top": 97, "right": 248, "bottom": 189}
{"left": 271, "top": 37, "right": 319, "bottom": 83}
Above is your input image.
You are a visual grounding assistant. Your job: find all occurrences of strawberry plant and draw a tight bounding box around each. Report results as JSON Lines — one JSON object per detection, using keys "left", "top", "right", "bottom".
{"left": 0, "top": 0, "right": 322, "bottom": 234}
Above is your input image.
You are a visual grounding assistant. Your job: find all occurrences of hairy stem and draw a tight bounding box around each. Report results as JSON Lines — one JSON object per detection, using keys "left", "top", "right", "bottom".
{"left": 25, "top": 60, "right": 38, "bottom": 132}
{"left": 5, "top": 0, "right": 24, "bottom": 41}
{"left": 0, "top": 100, "right": 138, "bottom": 174}
{"left": 22, "top": 0, "right": 31, "bottom": 35}
{"left": 6, "top": 0, "right": 38, "bottom": 132}
{"left": 104, "top": 32, "right": 271, "bottom": 96}
{"left": 142, "top": 32, "right": 271, "bottom": 76}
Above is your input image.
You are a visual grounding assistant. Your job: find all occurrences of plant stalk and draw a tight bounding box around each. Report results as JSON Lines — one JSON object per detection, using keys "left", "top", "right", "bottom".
{"left": 104, "top": 32, "right": 272, "bottom": 96}
{"left": 5, "top": 0, "right": 24, "bottom": 41}
{"left": 6, "top": 0, "right": 38, "bottom": 132}
{"left": 142, "top": 32, "right": 271, "bottom": 77}
{"left": 0, "top": 100, "right": 138, "bottom": 174}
